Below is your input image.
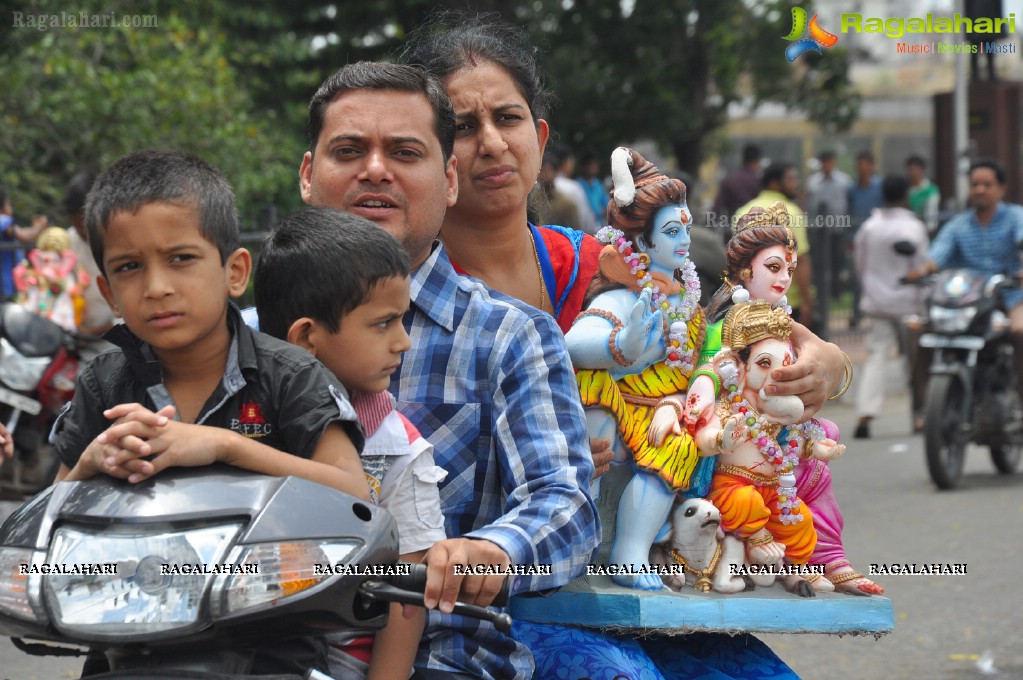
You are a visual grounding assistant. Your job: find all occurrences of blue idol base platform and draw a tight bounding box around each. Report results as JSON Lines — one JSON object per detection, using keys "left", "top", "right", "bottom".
{"left": 510, "top": 575, "right": 894, "bottom": 636}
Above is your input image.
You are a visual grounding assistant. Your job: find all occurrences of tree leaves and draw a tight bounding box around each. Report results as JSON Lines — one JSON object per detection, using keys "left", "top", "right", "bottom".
{"left": 1, "top": 0, "right": 858, "bottom": 221}
{"left": 1, "top": 1, "right": 297, "bottom": 225}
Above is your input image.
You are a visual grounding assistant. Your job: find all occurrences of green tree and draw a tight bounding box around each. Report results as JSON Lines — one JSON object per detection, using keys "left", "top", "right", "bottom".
{"left": 522, "top": 0, "right": 859, "bottom": 175}
{"left": 1, "top": 0, "right": 858, "bottom": 222}
{"left": 1, "top": 0, "right": 298, "bottom": 226}
{"left": 223, "top": 0, "right": 856, "bottom": 177}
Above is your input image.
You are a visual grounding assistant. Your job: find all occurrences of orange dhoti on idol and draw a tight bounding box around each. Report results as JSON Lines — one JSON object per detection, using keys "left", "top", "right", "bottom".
{"left": 708, "top": 465, "right": 817, "bottom": 564}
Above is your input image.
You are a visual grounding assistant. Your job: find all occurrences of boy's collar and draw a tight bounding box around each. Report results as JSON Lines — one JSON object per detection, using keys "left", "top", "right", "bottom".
{"left": 104, "top": 302, "right": 254, "bottom": 386}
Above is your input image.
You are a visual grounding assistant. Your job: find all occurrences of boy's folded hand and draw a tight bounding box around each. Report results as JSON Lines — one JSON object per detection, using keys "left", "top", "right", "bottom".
{"left": 79, "top": 404, "right": 177, "bottom": 482}
{"left": 132, "top": 420, "right": 224, "bottom": 481}
{"left": 103, "top": 402, "right": 173, "bottom": 427}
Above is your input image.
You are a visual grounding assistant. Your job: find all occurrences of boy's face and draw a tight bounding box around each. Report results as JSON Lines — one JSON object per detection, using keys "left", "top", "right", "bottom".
{"left": 307, "top": 275, "right": 411, "bottom": 394}
{"left": 96, "top": 202, "right": 250, "bottom": 359}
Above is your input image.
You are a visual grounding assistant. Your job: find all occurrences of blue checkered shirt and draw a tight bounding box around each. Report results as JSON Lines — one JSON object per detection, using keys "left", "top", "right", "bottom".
{"left": 392, "top": 244, "right": 598, "bottom": 680}
{"left": 929, "top": 202, "right": 1023, "bottom": 308}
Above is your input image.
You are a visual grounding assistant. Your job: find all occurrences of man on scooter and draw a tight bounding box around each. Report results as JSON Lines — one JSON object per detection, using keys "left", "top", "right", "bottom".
{"left": 297, "top": 62, "right": 598, "bottom": 680}
{"left": 905, "top": 158, "right": 1023, "bottom": 402}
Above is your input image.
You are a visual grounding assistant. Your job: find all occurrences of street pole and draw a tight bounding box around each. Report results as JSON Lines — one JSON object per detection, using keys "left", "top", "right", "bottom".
{"left": 953, "top": 0, "right": 970, "bottom": 208}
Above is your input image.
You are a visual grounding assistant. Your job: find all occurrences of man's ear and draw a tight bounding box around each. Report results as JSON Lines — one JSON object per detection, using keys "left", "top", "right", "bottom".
{"left": 299, "top": 151, "right": 314, "bottom": 205}
{"left": 286, "top": 317, "right": 318, "bottom": 356}
{"left": 225, "top": 248, "right": 252, "bottom": 299}
{"left": 444, "top": 155, "right": 458, "bottom": 208}
{"left": 96, "top": 275, "right": 121, "bottom": 318}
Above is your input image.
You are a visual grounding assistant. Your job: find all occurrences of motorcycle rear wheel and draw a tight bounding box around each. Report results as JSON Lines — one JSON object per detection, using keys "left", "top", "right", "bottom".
{"left": 925, "top": 374, "right": 968, "bottom": 490}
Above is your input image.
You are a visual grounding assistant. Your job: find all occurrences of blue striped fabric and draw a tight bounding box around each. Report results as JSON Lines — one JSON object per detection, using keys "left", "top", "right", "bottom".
{"left": 929, "top": 202, "right": 1023, "bottom": 308}
{"left": 392, "top": 244, "right": 599, "bottom": 680}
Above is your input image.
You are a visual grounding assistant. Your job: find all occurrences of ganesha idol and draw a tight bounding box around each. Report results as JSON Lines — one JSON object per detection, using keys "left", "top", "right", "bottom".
{"left": 13, "top": 227, "right": 89, "bottom": 331}
{"left": 692, "top": 300, "right": 845, "bottom": 592}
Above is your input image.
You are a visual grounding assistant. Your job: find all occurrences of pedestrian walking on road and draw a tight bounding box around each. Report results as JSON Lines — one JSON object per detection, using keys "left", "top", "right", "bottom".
{"left": 853, "top": 175, "right": 929, "bottom": 438}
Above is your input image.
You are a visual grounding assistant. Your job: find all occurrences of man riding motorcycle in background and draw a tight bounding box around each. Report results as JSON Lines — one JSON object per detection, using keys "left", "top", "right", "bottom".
{"left": 905, "top": 158, "right": 1023, "bottom": 407}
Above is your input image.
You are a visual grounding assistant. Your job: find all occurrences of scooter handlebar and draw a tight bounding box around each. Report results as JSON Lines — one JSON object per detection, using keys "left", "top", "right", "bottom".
{"left": 359, "top": 563, "right": 513, "bottom": 633}
{"left": 389, "top": 562, "right": 510, "bottom": 607}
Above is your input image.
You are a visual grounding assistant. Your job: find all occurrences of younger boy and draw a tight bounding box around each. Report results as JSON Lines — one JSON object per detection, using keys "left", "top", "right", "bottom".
{"left": 254, "top": 207, "right": 447, "bottom": 680}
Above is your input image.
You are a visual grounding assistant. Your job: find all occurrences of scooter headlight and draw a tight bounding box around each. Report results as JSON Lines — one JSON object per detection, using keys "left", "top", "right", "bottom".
{"left": 42, "top": 523, "right": 241, "bottom": 640}
{"left": 929, "top": 306, "right": 975, "bottom": 333}
{"left": 0, "top": 546, "right": 45, "bottom": 624}
{"left": 211, "top": 540, "right": 360, "bottom": 619}
{"left": 0, "top": 339, "right": 50, "bottom": 391}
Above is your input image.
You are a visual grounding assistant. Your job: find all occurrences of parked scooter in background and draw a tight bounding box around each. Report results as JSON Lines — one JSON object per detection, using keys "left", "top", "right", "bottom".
{"left": 0, "top": 467, "right": 509, "bottom": 678}
{"left": 0, "top": 302, "right": 95, "bottom": 497}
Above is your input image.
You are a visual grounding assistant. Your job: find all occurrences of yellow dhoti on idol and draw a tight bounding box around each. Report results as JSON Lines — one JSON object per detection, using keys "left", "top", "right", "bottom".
{"left": 577, "top": 312, "right": 704, "bottom": 492}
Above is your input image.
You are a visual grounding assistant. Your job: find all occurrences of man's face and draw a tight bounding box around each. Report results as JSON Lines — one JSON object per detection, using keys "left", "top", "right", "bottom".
{"left": 821, "top": 158, "right": 836, "bottom": 177}
{"left": 906, "top": 163, "right": 924, "bottom": 185}
{"left": 856, "top": 157, "right": 873, "bottom": 180}
{"left": 968, "top": 166, "right": 1004, "bottom": 212}
{"left": 299, "top": 89, "right": 458, "bottom": 268}
{"left": 781, "top": 169, "right": 800, "bottom": 200}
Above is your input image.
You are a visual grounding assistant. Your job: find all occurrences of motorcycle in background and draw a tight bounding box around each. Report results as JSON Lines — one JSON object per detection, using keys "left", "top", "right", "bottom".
{"left": 0, "top": 466, "right": 510, "bottom": 678}
{"left": 915, "top": 268, "right": 1023, "bottom": 489}
{"left": 0, "top": 302, "right": 92, "bottom": 497}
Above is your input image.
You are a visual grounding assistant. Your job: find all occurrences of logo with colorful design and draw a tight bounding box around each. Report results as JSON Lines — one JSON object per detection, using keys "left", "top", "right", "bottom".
{"left": 233, "top": 401, "right": 272, "bottom": 438}
{"left": 783, "top": 7, "right": 839, "bottom": 61}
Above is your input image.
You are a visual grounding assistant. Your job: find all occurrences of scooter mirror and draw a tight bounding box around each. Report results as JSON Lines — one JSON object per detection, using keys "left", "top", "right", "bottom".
{"left": 892, "top": 240, "right": 917, "bottom": 256}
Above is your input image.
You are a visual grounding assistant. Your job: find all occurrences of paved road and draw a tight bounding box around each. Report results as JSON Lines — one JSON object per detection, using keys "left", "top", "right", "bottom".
{"left": 760, "top": 362, "right": 1023, "bottom": 679}
{"left": 1, "top": 354, "right": 1022, "bottom": 679}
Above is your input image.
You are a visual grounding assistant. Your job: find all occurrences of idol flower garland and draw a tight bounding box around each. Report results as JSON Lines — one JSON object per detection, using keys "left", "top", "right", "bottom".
{"left": 596, "top": 225, "right": 701, "bottom": 371}
{"left": 718, "top": 360, "right": 819, "bottom": 526}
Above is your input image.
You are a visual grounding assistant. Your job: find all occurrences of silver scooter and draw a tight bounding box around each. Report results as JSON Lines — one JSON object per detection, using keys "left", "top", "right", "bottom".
{"left": 0, "top": 466, "right": 509, "bottom": 678}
